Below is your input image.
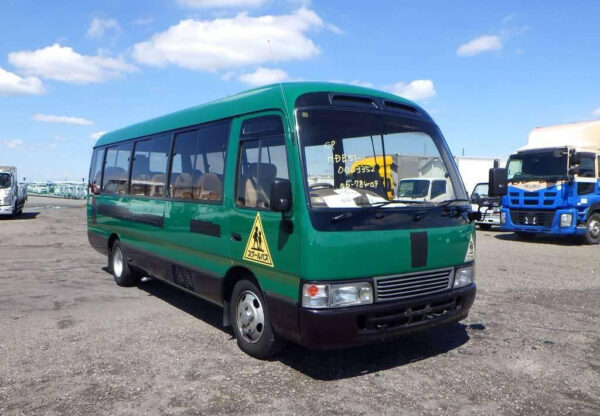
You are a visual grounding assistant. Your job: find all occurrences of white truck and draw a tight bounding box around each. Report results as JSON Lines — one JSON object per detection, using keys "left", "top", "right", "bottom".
{"left": 0, "top": 166, "right": 26, "bottom": 217}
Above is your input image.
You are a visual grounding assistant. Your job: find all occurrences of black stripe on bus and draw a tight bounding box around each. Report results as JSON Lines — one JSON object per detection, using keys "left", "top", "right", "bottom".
{"left": 410, "top": 231, "right": 428, "bottom": 268}
{"left": 97, "top": 203, "right": 164, "bottom": 228}
{"left": 190, "top": 219, "right": 221, "bottom": 237}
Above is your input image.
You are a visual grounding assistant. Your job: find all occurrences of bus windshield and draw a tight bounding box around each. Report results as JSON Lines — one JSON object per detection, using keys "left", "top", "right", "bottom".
{"left": 507, "top": 150, "right": 568, "bottom": 182}
{"left": 0, "top": 173, "right": 11, "bottom": 189}
{"left": 297, "top": 110, "right": 465, "bottom": 209}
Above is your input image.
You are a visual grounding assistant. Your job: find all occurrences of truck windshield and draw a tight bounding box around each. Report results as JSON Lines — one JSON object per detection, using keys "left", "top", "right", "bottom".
{"left": 398, "top": 179, "right": 430, "bottom": 198}
{"left": 0, "top": 173, "right": 11, "bottom": 189}
{"left": 507, "top": 150, "right": 568, "bottom": 181}
{"left": 297, "top": 110, "right": 465, "bottom": 209}
{"left": 472, "top": 183, "right": 489, "bottom": 198}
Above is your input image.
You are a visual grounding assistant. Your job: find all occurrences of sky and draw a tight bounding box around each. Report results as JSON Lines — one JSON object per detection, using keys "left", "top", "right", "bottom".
{"left": 0, "top": 0, "right": 599, "bottom": 182}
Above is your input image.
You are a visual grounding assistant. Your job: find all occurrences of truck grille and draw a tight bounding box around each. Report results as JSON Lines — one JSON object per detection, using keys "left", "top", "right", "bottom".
{"left": 374, "top": 268, "right": 453, "bottom": 302}
{"left": 510, "top": 210, "right": 555, "bottom": 227}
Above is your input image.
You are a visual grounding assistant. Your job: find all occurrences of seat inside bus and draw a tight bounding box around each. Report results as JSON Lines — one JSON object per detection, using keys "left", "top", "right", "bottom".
{"left": 243, "top": 162, "right": 277, "bottom": 208}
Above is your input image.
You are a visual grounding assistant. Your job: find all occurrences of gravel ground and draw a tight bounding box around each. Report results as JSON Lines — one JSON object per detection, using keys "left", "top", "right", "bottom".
{"left": 1, "top": 196, "right": 599, "bottom": 415}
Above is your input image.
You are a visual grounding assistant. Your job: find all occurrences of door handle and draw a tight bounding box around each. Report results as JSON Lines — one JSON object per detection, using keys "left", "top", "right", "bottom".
{"left": 230, "top": 233, "right": 242, "bottom": 242}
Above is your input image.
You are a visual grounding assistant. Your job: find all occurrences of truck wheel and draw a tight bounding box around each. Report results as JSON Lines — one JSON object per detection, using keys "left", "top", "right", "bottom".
{"left": 230, "top": 279, "right": 284, "bottom": 359}
{"left": 109, "top": 241, "right": 139, "bottom": 286}
{"left": 584, "top": 213, "right": 600, "bottom": 245}
{"left": 478, "top": 224, "right": 492, "bottom": 231}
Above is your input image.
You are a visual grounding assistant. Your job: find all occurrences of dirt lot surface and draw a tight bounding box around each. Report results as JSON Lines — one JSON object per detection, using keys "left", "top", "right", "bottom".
{"left": 1, "top": 196, "right": 599, "bottom": 415}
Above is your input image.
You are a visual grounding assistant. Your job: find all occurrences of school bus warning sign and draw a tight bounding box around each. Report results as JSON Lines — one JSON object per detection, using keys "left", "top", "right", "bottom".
{"left": 243, "top": 212, "right": 274, "bottom": 267}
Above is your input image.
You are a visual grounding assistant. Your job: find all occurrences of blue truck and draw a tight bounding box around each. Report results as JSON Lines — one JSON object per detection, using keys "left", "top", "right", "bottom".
{"left": 491, "top": 121, "right": 600, "bottom": 244}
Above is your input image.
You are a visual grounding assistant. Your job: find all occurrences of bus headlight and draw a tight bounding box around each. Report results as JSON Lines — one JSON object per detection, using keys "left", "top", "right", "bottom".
{"left": 302, "top": 282, "right": 373, "bottom": 308}
{"left": 330, "top": 282, "right": 373, "bottom": 307}
{"left": 454, "top": 264, "right": 475, "bottom": 288}
{"left": 500, "top": 211, "right": 507, "bottom": 224}
{"left": 464, "top": 234, "right": 475, "bottom": 262}
{"left": 560, "top": 213, "right": 573, "bottom": 228}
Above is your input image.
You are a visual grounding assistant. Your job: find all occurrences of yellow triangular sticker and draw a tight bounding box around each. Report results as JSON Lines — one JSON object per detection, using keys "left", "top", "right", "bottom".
{"left": 242, "top": 212, "right": 274, "bottom": 267}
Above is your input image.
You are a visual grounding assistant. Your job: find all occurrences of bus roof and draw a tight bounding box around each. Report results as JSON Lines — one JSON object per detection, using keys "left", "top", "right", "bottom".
{"left": 94, "top": 82, "right": 425, "bottom": 147}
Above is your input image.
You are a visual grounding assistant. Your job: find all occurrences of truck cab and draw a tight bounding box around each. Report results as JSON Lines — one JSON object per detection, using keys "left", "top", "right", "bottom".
{"left": 0, "top": 166, "right": 26, "bottom": 217}
{"left": 470, "top": 183, "right": 501, "bottom": 230}
{"left": 497, "top": 121, "right": 600, "bottom": 243}
{"left": 397, "top": 177, "right": 451, "bottom": 202}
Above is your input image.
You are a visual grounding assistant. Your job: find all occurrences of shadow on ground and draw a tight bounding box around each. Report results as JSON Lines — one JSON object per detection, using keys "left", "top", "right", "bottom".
{"left": 494, "top": 232, "right": 585, "bottom": 246}
{"left": 0, "top": 212, "right": 40, "bottom": 220}
{"left": 133, "top": 277, "right": 472, "bottom": 381}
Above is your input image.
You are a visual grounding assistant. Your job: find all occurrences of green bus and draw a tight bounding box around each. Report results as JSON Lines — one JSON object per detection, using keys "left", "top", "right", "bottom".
{"left": 87, "top": 82, "right": 476, "bottom": 358}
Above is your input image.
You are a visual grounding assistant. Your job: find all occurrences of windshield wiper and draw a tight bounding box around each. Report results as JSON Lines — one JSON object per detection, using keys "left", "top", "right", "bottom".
{"left": 437, "top": 199, "right": 471, "bottom": 206}
{"left": 331, "top": 212, "right": 353, "bottom": 222}
{"left": 370, "top": 200, "right": 429, "bottom": 207}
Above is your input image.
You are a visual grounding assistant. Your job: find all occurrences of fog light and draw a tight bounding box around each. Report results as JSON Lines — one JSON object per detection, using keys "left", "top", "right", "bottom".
{"left": 454, "top": 265, "right": 475, "bottom": 288}
{"left": 500, "top": 211, "right": 507, "bottom": 225}
{"left": 560, "top": 213, "right": 572, "bottom": 228}
{"left": 302, "top": 284, "right": 328, "bottom": 308}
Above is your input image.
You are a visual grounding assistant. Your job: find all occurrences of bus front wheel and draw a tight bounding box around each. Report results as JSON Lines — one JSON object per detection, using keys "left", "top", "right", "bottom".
{"left": 230, "top": 279, "right": 284, "bottom": 358}
{"left": 109, "top": 241, "right": 140, "bottom": 287}
{"left": 584, "top": 213, "right": 600, "bottom": 245}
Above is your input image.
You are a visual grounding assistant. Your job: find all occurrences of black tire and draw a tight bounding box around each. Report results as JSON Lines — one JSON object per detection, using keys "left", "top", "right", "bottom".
{"left": 230, "top": 279, "right": 285, "bottom": 359}
{"left": 109, "top": 240, "right": 139, "bottom": 287}
{"left": 515, "top": 232, "right": 536, "bottom": 240}
{"left": 584, "top": 213, "right": 600, "bottom": 245}
{"left": 478, "top": 224, "right": 492, "bottom": 231}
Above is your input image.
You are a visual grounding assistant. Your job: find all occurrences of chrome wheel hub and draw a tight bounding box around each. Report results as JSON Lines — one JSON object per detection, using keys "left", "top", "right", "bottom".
{"left": 590, "top": 219, "right": 600, "bottom": 238}
{"left": 236, "top": 291, "right": 265, "bottom": 344}
{"left": 113, "top": 247, "right": 123, "bottom": 278}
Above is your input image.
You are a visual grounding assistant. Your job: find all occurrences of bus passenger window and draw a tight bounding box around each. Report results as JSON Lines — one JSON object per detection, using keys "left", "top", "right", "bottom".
{"left": 89, "top": 148, "right": 105, "bottom": 194}
{"left": 131, "top": 135, "right": 170, "bottom": 197}
{"left": 169, "top": 121, "right": 230, "bottom": 202}
{"left": 237, "top": 136, "right": 289, "bottom": 209}
{"left": 102, "top": 143, "right": 132, "bottom": 194}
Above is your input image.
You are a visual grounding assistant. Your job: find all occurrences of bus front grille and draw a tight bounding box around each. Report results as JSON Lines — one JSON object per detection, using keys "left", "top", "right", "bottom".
{"left": 509, "top": 210, "right": 555, "bottom": 227}
{"left": 374, "top": 268, "right": 453, "bottom": 302}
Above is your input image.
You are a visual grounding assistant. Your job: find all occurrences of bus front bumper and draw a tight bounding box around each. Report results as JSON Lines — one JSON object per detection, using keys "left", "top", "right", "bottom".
{"left": 0, "top": 205, "right": 14, "bottom": 215}
{"left": 297, "top": 284, "right": 476, "bottom": 350}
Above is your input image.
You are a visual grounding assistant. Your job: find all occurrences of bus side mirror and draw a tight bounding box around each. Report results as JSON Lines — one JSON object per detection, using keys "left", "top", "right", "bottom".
{"left": 489, "top": 168, "right": 508, "bottom": 197}
{"left": 570, "top": 150, "right": 582, "bottom": 167}
{"left": 270, "top": 179, "right": 292, "bottom": 212}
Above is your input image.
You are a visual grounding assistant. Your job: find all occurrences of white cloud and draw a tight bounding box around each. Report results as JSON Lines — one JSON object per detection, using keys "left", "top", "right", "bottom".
{"left": 177, "top": 0, "right": 268, "bottom": 8}
{"left": 90, "top": 131, "right": 106, "bottom": 140}
{"left": 326, "top": 23, "right": 345, "bottom": 35}
{"left": 132, "top": 8, "right": 322, "bottom": 71}
{"left": 87, "top": 17, "right": 121, "bottom": 38}
{"left": 238, "top": 67, "right": 289, "bottom": 86}
{"left": 32, "top": 113, "right": 94, "bottom": 126}
{"left": 0, "top": 66, "right": 44, "bottom": 96}
{"left": 348, "top": 80, "right": 375, "bottom": 88}
{"left": 2, "top": 139, "right": 23, "bottom": 150}
{"left": 457, "top": 35, "right": 503, "bottom": 57}
{"left": 9, "top": 43, "right": 137, "bottom": 84}
{"left": 593, "top": 108, "right": 600, "bottom": 118}
{"left": 387, "top": 79, "right": 436, "bottom": 101}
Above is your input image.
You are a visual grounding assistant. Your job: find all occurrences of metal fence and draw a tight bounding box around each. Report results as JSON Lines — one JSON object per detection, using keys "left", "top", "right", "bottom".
{"left": 26, "top": 182, "right": 87, "bottom": 200}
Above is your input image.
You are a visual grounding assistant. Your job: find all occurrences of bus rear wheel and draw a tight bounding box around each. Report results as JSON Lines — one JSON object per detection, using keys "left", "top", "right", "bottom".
{"left": 109, "top": 241, "right": 140, "bottom": 287}
{"left": 584, "top": 213, "right": 600, "bottom": 245}
{"left": 230, "top": 279, "right": 284, "bottom": 359}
